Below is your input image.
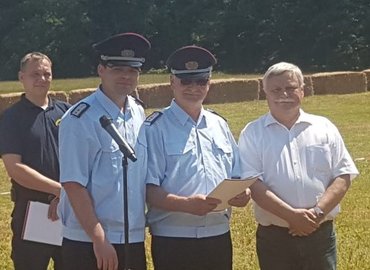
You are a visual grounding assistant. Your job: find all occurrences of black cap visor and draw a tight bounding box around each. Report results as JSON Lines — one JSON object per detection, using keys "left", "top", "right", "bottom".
{"left": 174, "top": 72, "right": 210, "bottom": 79}
{"left": 105, "top": 60, "right": 143, "bottom": 68}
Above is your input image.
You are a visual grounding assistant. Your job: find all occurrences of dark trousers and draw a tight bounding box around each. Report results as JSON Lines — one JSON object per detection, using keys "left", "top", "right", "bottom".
{"left": 256, "top": 221, "right": 336, "bottom": 270}
{"left": 62, "top": 238, "right": 147, "bottom": 270}
{"left": 151, "top": 231, "right": 232, "bottom": 270}
{"left": 11, "top": 205, "right": 62, "bottom": 270}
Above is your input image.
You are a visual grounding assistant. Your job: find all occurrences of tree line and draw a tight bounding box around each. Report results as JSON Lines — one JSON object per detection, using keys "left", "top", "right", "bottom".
{"left": 0, "top": 0, "right": 369, "bottom": 80}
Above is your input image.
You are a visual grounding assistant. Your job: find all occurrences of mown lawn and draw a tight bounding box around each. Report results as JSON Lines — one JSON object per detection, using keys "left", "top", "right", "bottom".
{"left": 0, "top": 72, "right": 260, "bottom": 93}
{"left": 0, "top": 84, "right": 369, "bottom": 269}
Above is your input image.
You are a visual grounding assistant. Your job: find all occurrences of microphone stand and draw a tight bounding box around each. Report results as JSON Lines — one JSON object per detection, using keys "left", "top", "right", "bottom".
{"left": 99, "top": 114, "right": 136, "bottom": 269}
{"left": 122, "top": 155, "right": 131, "bottom": 270}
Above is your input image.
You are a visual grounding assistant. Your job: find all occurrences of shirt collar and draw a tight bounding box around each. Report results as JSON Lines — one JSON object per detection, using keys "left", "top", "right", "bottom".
{"left": 20, "top": 93, "right": 53, "bottom": 110}
{"left": 95, "top": 87, "right": 124, "bottom": 120}
{"left": 169, "top": 99, "right": 206, "bottom": 126}
{"left": 264, "top": 109, "right": 313, "bottom": 127}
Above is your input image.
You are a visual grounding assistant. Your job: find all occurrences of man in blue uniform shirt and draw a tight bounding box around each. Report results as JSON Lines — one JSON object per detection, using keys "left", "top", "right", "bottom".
{"left": 58, "top": 33, "right": 151, "bottom": 270}
{"left": 0, "top": 52, "right": 70, "bottom": 270}
{"left": 141, "top": 45, "right": 251, "bottom": 270}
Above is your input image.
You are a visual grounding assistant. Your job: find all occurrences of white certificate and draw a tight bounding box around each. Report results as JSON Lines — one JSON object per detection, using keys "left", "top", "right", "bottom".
{"left": 22, "top": 201, "right": 62, "bottom": 246}
{"left": 207, "top": 174, "right": 261, "bottom": 211}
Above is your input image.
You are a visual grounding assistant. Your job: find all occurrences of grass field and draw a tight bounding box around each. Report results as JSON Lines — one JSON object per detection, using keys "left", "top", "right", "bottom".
{"left": 0, "top": 86, "right": 369, "bottom": 269}
{"left": 0, "top": 72, "right": 260, "bottom": 93}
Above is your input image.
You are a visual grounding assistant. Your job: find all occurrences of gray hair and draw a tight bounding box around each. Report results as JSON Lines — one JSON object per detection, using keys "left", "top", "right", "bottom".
{"left": 20, "top": 52, "right": 52, "bottom": 71}
{"left": 262, "top": 62, "right": 304, "bottom": 88}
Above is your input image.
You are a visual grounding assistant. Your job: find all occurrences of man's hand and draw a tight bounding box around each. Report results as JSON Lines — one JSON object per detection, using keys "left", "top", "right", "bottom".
{"left": 288, "top": 208, "right": 319, "bottom": 236}
{"left": 228, "top": 188, "right": 251, "bottom": 208}
{"left": 93, "top": 238, "right": 118, "bottom": 270}
{"left": 47, "top": 197, "right": 59, "bottom": 221}
{"left": 185, "top": 194, "right": 221, "bottom": 216}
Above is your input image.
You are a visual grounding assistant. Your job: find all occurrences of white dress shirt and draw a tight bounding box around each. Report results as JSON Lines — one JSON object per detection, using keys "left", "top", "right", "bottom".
{"left": 238, "top": 109, "right": 359, "bottom": 227}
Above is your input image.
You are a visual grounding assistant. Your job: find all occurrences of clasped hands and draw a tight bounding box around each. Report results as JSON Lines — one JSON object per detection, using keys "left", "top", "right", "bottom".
{"left": 288, "top": 207, "right": 325, "bottom": 237}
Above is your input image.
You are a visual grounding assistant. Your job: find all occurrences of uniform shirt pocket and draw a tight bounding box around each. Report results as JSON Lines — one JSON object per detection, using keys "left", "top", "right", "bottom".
{"left": 164, "top": 140, "right": 196, "bottom": 180}
{"left": 306, "top": 144, "right": 332, "bottom": 177}
{"left": 100, "top": 140, "right": 122, "bottom": 181}
{"left": 165, "top": 140, "right": 195, "bottom": 156}
{"left": 212, "top": 138, "right": 233, "bottom": 157}
{"left": 212, "top": 138, "right": 233, "bottom": 170}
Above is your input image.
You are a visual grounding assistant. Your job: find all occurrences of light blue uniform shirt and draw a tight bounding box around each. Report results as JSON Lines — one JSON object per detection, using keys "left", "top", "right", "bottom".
{"left": 58, "top": 88, "right": 146, "bottom": 243}
{"left": 142, "top": 100, "right": 240, "bottom": 238}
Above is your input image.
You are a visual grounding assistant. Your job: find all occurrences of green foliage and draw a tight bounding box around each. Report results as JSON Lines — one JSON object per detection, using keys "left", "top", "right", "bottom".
{"left": 0, "top": 0, "right": 369, "bottom": 80}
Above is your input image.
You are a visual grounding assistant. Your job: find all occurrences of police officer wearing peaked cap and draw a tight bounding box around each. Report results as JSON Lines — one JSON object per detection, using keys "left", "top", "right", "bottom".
{"left": 93, "top": 32, "right": 151, "bottom": 68}
{"left": 141, "top": 45, "right": 251, "bottom": 270}
{"left": 166, "top": 45, "right": 217, "bottom": 79}
{"left": 58, "top": 33, "right": 150, "bottom": 270}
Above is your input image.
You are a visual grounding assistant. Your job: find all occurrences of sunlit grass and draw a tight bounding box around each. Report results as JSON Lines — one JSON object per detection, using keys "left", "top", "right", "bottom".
{"left": 0, "top": 82, "right": 369, "bottom": 269}
{"left": 0, "top": 72, "right": 260, "bottom": 93}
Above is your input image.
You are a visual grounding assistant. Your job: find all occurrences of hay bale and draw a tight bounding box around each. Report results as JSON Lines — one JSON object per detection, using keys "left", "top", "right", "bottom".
{"left": 49, "top": 91, "right": 69, "bottom": 103}
{"left": 204, "top": 79, "right": 259, "bottom": 104}
{"left": 311, "top": 72, "right": 366, "bottom": 95}
{"left": 303, "top": 76, "right": 314, "bottom": 96}
{"left": 362, "top": 69, "right": 370, "bottom": 91}
{"left": 258, "top": 78, "right": 265, "bottom": 100}
{"left": 0, "top": 93, "right": 22, "bottom": 115}
{"left": 68, "top": 88, "right": 95, "bottom": 104}
{"left": 138, "top": 83, "right": 172, "bottom": 109}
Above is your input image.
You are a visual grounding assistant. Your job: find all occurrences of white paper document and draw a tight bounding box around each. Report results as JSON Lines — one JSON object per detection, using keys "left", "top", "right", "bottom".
{"left": 22, "top": 201, "right": 62, "bottom": 246}
{"left": 207, "top": 175, "right": 261, "bottom": 211}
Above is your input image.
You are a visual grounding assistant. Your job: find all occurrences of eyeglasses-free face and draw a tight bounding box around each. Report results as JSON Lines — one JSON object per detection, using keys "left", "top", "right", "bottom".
{"left": 180, "top": 77, "right": 209, "bottom": 86}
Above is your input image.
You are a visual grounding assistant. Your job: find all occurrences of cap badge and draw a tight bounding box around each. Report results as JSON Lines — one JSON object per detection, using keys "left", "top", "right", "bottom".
{"left": 185, "top": 61, "right": 199, "bottom": 70}
{"left": 121, "top": 49, "right": 135, "bottom": 57}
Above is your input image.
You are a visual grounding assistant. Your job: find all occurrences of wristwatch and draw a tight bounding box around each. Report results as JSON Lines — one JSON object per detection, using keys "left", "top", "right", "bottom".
{"left": 313, "top": 206, "right": 325, "bottom": 217}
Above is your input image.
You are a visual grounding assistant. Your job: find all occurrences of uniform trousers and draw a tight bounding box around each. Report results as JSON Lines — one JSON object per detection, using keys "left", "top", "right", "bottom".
{"left": 62, "top": 238, "right": 146, "bottom": 270}
{"left": 256, "top": 220, "right": 336, "bottom": 270}
{"left": 11, "top": 202, "right": 62, "bottom": 270}
{"left": 151, "top": 231, "right": 232, "bottom": 270}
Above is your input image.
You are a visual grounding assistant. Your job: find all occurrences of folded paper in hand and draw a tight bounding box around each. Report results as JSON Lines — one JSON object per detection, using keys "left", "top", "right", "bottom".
{"left": 207, "top": 174, "right": 261, "bottom": 211}
{"left": 22, "top": 201, "right": 62, "bottom": 246}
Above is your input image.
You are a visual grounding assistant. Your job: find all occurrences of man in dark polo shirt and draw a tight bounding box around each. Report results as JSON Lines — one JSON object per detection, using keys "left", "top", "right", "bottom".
{"left": 0, "top": 52, "right": 70, "bottom": 270}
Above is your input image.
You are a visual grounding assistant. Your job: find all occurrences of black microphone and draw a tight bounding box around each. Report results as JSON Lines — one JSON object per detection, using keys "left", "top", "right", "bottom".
{"left": 99, "top": 115, "right": 137, "bottom": 162}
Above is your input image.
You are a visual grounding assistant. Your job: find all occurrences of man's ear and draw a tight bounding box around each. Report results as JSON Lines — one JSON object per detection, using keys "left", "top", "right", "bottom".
{"left": 97, "top": 64, "right": 105, "bottom": 76}
{"left": 18, "top": 71, "right": 23, "bottom": 82}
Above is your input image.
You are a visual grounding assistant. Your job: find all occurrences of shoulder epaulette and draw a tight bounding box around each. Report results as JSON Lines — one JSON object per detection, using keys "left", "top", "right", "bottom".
{"left": 144, "top": 111, "right": 163, "bottom": 125}
{"left": 206, "top": 108, "right": 228, "bottom": 122}
{"left": 70, "top": 102, "right": 90, "bottom": 118}
{"left": 131, "top": 95, "right": 145, "bottom": 108}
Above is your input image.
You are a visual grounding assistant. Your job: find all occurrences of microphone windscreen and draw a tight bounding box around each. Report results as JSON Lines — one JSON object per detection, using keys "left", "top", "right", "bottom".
{"left": 99, "top": 115, "right": 112, "bottom": 128}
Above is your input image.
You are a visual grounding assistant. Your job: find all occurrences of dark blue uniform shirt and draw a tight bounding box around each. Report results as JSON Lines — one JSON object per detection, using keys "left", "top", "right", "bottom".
{"left": 0, "top": 94, "right": 70, "bottom": 204}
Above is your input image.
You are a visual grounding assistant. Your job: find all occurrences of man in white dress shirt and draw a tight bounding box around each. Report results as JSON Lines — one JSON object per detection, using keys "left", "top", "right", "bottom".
{"left": 238, "top": 62, "right": 358, "bottom": 270}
